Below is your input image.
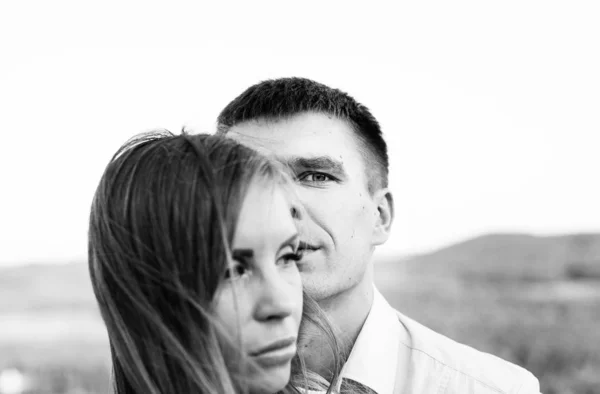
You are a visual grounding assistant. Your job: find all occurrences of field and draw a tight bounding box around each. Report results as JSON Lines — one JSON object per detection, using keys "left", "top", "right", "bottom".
{"left": 1, "top": 233, "right": 599, "bottom": 393}
{"left": 375, "top": 270, "right": 600, "bottom": 394}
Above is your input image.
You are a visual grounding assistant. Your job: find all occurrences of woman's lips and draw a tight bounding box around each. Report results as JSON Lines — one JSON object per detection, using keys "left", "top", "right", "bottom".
{"left": 250, "top": 338, "right": 297, "bottom": 368}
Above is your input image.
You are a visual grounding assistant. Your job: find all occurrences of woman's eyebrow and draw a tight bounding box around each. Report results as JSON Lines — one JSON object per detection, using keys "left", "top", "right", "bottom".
{"left": 232, "top": 235, "right": 299, "bottom": 260}
{"left": 232, "top": 249, "right": 254, "bottom": 261}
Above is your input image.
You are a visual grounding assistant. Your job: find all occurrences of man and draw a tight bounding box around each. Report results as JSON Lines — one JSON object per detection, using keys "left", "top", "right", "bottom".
{"left": 217, "top": 77, "right": 540, "bottom": 393}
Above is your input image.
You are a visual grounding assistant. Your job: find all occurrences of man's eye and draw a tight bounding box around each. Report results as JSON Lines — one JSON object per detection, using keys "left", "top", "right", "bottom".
{"left": 299, "top": 172, "right": 333, "bottom": 183}
{"left": 224, "top": 263, "right": 247, "bottom": 280}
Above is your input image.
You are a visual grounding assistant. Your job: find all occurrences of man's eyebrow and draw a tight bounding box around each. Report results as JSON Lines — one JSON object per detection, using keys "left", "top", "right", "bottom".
{"left": 285, "top": 156, "right": 346, "bottom": 174}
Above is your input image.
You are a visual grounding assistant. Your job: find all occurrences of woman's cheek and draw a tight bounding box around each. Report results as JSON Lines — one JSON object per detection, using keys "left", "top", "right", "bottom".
{"left": 213, "top": 285, "right": 249, "bottom": 344}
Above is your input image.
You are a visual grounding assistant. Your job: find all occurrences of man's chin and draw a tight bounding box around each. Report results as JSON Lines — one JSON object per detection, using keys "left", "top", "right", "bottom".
{"left": 301, "top": 279, "right": 335, "bottom": 302}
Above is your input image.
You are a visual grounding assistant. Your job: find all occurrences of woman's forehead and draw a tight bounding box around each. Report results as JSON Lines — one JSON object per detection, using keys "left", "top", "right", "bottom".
{"left": 232, "top": 183, "right": 297, "bottom": 251}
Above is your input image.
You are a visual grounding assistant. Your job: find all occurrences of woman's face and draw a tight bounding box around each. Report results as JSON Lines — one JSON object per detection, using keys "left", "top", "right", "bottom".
{"left": 213, "top": 181, "right": 303, "bottom": 393}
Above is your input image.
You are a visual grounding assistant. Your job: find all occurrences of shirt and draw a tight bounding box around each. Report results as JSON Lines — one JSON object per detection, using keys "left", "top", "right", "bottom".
{"left": 312, "top": 286, "right": 541, "bottom": 394}
{"left": 338, "top": 286, "right": 403, "bottom": 394}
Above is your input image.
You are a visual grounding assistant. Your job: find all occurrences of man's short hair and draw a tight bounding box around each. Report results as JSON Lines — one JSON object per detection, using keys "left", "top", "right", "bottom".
{"left": 217, "top": 77, "right": 389, "bottom": 192}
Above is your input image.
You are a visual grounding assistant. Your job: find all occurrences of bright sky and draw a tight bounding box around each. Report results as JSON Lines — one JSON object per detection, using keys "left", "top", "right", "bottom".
{"left": 1, "top": 1, "right": 599, "bottom": 266}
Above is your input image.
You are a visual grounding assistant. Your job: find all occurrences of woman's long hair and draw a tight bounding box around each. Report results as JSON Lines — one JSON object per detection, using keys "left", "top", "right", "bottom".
{"left": 88, "top": 131, "right": 345, "bottom": 394}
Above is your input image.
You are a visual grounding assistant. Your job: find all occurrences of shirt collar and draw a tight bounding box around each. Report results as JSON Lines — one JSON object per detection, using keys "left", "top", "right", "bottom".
{"left": 337, "top": 286, "right": 402, "bottom": 394}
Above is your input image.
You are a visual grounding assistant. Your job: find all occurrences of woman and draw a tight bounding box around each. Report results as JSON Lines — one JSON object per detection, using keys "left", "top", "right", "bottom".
{"left": 88, "top": 131, "right": 344, "bottom": 393}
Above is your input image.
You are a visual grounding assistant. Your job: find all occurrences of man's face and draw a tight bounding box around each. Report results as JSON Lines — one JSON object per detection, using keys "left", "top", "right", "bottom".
{"left": 227, "top": 112, "right": 383, "bottom": 301}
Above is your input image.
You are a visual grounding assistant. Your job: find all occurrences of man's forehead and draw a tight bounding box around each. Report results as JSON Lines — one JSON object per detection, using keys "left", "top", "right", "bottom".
{"left": 225, "top": 114, "right": 363, "bottom": 173}
{"left": 227, "top": 130, "right": 343, "bottom": 159}
{"left": 226, "top": 129, "right": 287, "bottom": 152}
{"left": 227, "top": 132, "right": 348, "bottom": 175}
{"left": 226, "top": 113, "right": 353, "bottom": 143}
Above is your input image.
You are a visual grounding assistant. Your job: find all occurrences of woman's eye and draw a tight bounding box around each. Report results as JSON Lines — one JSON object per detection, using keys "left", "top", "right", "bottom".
{"left": 278, "top": 251, "right": 303, "bottom": 265}
{"left": 299, "top": 172, "right": 333, "bottom": 183}
{"left": 224, "top": 263, "right": 247, "bottom": 280}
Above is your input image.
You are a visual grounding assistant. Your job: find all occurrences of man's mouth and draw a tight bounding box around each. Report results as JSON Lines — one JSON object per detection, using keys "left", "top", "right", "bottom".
{"left": 298, "top": 241, "right": 321, "bottom": 265}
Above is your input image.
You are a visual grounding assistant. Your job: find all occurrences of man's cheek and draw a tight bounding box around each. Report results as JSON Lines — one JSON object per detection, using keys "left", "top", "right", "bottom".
{"left": 306, "top": 195, "right": 344, "bottom": 214}
{"left": 296, "top": 189, "right": 333, "bottom": 208}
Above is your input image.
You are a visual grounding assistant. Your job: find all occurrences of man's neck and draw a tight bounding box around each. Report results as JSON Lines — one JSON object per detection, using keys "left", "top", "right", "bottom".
{"left": 301, "top": 267, "right": 375, "bottom": 380}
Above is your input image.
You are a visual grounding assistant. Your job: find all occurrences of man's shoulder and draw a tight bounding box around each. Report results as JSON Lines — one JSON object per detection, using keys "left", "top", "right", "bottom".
{"left": 394, "top": 309, "right": 540, "bottom": 393}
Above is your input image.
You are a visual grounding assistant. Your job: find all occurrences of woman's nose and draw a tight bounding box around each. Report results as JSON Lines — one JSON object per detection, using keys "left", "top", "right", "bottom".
{"left": 253, "top": 272, "right": 296, "bottom": 322}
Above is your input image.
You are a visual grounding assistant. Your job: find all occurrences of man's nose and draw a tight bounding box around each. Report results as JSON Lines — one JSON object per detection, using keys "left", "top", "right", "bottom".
{"left": 254, "top": 271, "right": 296, "bottom": 322}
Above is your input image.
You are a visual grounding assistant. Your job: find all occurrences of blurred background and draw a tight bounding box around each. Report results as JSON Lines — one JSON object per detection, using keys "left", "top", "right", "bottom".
{"left": 0, "top": 1, "right": 599, "bottom": 393}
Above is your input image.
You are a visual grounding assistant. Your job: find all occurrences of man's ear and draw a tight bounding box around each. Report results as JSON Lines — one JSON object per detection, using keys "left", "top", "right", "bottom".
{"left": 372, "top": 188, "right": 394, "bottom": 246}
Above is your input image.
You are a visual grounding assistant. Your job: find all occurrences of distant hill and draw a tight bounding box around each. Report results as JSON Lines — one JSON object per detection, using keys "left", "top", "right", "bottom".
{"left": 0, "top": 262, "right": 96, "bottom": 313}
{"left": 400, "top": 233, "right": 600, "bottom": 281}
{"left": 2, "top": 232, "right": 600, "bottom": 314}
